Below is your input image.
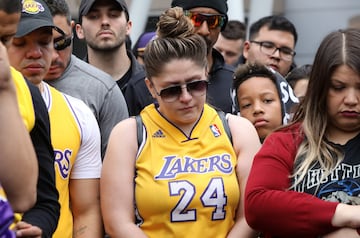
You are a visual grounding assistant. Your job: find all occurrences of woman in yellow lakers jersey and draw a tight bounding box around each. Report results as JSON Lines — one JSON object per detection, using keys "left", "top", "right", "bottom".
{"left": 101, "top": 6, "right": 261, "bottom": 238}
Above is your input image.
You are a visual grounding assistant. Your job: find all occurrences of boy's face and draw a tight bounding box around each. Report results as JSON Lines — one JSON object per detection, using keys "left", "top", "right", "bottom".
{"left": 0, "top": 11, "right": 21, "bottom": 48}
{"left": 237, "top": 76, "right": 283, "bottom": 141}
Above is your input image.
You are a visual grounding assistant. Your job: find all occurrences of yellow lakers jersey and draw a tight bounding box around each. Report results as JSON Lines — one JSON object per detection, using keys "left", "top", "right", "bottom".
{"left": 11, "top": 67, "right": 35, "bottom": 131}
{"left": 4, "top": 68, "right": 36, "bottom": 225}
{"left": 135, "top": 104, "right": 239, "bottom": 238}
{"left": 46, "top": 85, "right": 81, "bottom": 238}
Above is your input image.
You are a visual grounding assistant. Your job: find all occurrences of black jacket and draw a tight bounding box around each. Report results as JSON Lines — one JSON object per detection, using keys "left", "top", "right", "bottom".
{"left": 207, "top": 49, "right": 235, "bottom": 114}
{"left": 121, "top": 51, "right": 153, "bottom": 116}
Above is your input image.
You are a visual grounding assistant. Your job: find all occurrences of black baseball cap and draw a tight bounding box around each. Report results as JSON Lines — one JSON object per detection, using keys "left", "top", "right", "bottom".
{"left": 16, "top": 0, "right": 62, "bottom": 37}
{"left": 78, "top": 0, "right": 129, "bottom": 22}
{"left": 171, "top": 0, "right": 228, "bottom": 17}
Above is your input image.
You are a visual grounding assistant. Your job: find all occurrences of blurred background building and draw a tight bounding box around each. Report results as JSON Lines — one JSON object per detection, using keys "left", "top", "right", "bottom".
{"left": 67, "top": 0, "right": 360, "bottom": 66}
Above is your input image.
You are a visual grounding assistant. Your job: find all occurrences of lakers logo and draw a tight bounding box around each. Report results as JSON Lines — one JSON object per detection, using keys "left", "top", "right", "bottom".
{"left": 22, "top": 0, "right": 45, "bottom": 15}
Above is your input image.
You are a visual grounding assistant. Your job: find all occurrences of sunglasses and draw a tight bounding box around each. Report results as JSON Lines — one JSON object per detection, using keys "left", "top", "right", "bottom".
{"left": 54, "top": 34, "right": 73, "bottom": 51}
{"left": 184, "top": 11, "right": 226, "bottom": 29}
{"left": 152, "top": 80, "right": 209, "bottom": 102}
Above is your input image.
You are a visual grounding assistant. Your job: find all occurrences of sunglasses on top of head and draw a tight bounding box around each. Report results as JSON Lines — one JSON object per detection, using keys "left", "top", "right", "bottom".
{"left": 152, "top": 80, "right": 209, "bottom": 103}
{"left": 184, "top": 10, "right": 226, "bottom": 29}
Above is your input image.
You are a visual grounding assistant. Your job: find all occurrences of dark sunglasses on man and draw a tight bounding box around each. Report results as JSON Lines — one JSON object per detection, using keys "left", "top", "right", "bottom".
{"left": 184, "top": 10, "right": 226, "bottom": 29}
{"left": 54, "top": 34, "right": 73, "bottom": 51}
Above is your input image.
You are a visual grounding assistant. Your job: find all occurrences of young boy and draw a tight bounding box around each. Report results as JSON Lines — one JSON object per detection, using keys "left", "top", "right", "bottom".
{"left": 233, "top": 63, "right": 289, "bottom": 142}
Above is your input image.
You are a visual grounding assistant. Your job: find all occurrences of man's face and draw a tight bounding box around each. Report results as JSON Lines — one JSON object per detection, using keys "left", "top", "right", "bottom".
{"left": 76, "top": 0, "right": 131, "bottom": 52}
{"left": 214, "top": 33, "right": 244, "bottom": 66}
{"left": 186, "top": 7, "right": 223, "bottom": 55}
{"left": 8, "top": 27, "right": 53, "bottom": 86}
{"left": 243, "top": 26, "right": 295, "bottom": 76}
{"left": 0, "top": 10, "right": 20, "bottom": 48}
{"left": 45, "top": 15, "right": 73, "bottom": 81}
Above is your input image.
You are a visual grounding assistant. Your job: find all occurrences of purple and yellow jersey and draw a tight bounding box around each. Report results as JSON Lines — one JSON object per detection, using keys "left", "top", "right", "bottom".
{"left": 44, "top": 85, "right": 81, "bottom": 238}
{"left": 135, "top": 104, "right": 239, "bottom": 237}
{"left": 12, "top": 67, "right": 35, "bottom": 131}
{"left": 2, "top": 68, "right": 36, "bottom": 227}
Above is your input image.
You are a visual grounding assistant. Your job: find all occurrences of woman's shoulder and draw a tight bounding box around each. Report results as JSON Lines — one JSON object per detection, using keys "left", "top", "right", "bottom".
{"left": 227, "top": 114, "right": 257, "bottom": 132}
{"left": 274, "top": 122, "right": 303, "bottom": 138}
{"left": 227, "top": 114, "right": 262, "bottom": 150}
{"left": 111, "top": 117, "right": 137, "bottom": 137}
{"left": 263, "top": 122, "right": 304, "bottom": 149}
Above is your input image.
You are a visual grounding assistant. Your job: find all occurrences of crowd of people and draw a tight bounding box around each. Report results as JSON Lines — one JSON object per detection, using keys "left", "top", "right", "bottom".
{"left": 1, "top": 0, "right": 360, "bottom": 237}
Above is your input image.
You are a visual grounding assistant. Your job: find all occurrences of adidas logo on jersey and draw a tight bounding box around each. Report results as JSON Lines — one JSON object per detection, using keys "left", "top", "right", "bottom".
{"left": 152, "top": 129, "right": 165, "bottom": 138}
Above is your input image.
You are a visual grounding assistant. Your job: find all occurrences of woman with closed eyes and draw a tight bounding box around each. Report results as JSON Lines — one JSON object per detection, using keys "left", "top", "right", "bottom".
{"left": 245, "top": 28, "right": 360, "bottom": 238}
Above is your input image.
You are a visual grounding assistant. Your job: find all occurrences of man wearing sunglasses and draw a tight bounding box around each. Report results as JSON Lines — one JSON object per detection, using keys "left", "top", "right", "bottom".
{"left": 171, "top": 0, "right": 235, "bottom": 114}
{"left": 76, "top": 0, "right": 153, "bottom": 117}
{"left": 43, "top": 0, "right": 129, "bottom": 159}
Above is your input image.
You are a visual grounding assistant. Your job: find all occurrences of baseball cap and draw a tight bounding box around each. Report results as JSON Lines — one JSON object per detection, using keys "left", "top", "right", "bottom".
{"left": 136, "top": 32, "right": 156, "bottom": 52}
{"left": 78, "top": 0, "right": 129, "bottom": 22}
{"left": 171, "top": 0, "right": 228, "bottom": 17}
{"left": 16, "top": 0, "right": 61, "bottom": 37}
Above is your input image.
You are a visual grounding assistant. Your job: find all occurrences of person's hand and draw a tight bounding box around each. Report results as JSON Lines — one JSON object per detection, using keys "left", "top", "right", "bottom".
{"left": 322, "top": 227, "right": 360, "bottom": 238}
{"left": 14, "top": 221, "right": 42, "bottom": 238}
{"left": 332, "top": 204, "right": 360, "bottom": 228}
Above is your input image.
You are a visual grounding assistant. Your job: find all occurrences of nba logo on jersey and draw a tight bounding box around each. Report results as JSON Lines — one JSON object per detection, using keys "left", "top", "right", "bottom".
{"left": 210, "top": 124, "right": 221, "bottom": 137}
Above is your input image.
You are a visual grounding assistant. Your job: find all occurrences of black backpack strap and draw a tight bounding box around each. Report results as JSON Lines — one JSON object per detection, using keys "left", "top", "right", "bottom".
{"left": 217, "top": 110, "right": 232, "bottom": 144}
{"left": 135, "top": 115, "right": 143, "bottom": 148}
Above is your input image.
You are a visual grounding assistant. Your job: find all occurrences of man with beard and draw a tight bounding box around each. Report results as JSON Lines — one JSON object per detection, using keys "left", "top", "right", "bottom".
{"left": 171, "top": 0, "right": 235, "bottom": 113}
{"left": 76, "top": 0, "right": 153, "bottom": 116}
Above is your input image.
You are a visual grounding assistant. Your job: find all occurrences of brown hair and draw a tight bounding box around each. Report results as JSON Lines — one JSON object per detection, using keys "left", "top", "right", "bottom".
{"left": 144, "top": 7, "right": 207, "bottom": 79}
{"left": 291, "top": 28, "right": 360, "bottom": 187}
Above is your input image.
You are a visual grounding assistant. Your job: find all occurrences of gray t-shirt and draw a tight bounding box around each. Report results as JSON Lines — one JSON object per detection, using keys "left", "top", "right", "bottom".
{"left": 46, "top": 54, "right": 129, "bottom": 159}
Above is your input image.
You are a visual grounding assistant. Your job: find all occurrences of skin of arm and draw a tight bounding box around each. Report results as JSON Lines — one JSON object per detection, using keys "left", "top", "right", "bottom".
{"left": 323, "top": 227, "right": 360, "bottom": 238}
{"left": 0, "top": 43, "right": 38, "bottom": 212}
{"left": 68, "top": 100, "right": 102, "bottom": 238}
{"left": 101, "top": 118, "right": 148, "bottom": 238}
{"left": 70, "top": 178, "right": 103, "bottom": 238}
{"left": 226, "top": 114, "right": 261, "bottom": 238}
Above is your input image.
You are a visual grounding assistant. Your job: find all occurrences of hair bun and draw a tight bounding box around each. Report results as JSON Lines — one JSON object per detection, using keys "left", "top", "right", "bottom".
{"left": 156, "top": 7, "right": 194, "bottom": 39}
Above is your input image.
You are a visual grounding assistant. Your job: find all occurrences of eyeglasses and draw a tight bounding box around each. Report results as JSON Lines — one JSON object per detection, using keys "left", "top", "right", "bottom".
{"left": 54, "top": 34, "right": 73, "bottom": 51}
{"left": 184, "top": 11, "right": 226, "bottom": 29}
{"left": 250, "top": 41, "right": 296, "bottom": 61}
{"left": 152, "top": 80, "right": 209, "bottom": 102}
